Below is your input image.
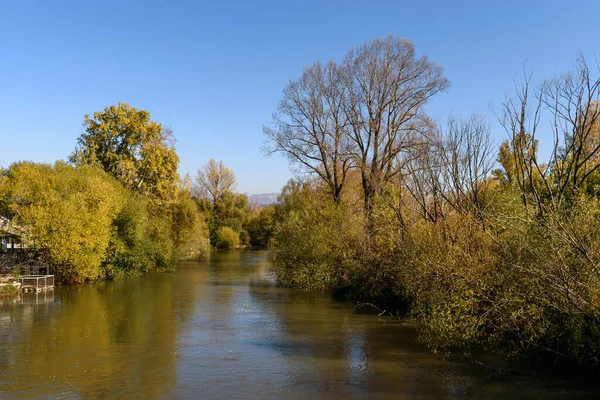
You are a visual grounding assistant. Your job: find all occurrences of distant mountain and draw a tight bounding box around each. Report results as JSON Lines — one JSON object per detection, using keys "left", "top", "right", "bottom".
{"left": 248, "top": 193, "right": 279, "bottom": 207}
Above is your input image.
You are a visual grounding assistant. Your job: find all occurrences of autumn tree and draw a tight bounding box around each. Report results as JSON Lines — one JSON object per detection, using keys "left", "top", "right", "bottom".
{"left": 493, "top": 133, "right": 541, "bottom": 198}
{"left": 0, "top": 162, "right": 123, "bottom": 282}
{"left": 70, "top": 103, "right": 180, "bottom": 204}
{"left": 194, "top": 159, "right": 236, "bottom": 205}
{"left": 574, "top": 101, "right": 600, "bottom": 196}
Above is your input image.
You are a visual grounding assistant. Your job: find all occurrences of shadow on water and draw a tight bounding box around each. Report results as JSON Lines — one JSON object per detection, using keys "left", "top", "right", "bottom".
{"left": 0, "top": 250, "right": 597, "bottom": 399}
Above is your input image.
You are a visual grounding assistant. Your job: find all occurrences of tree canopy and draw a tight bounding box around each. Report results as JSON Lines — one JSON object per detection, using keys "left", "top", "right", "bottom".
{"left": 194, "top": 159, "right": 236, "bottom": 205}
{"left": 70, "top": 103, "right": 180, "bottom": 203}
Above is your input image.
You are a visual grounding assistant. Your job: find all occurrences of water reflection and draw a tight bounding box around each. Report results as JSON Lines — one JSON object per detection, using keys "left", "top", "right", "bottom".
{"left": 21, "top": 289, "right": 55, "bottom": 305}
{"left": 0, "top": 272, "right": 194, "bottom": 398}
{"left": 0, "top": 251, "right": 597, "bottom": 399}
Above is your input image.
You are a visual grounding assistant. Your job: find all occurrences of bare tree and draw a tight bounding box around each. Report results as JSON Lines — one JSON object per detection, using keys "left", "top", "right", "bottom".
{"left": 264, "top": 36, "right": 449, "bottom": 210}
{"left": 441, "top": 115, "right": 496, "bottom": 222}
{"left": 541, "top": 55, "right": 600, "bottom": 204}
{"left": 500, "top": 54, "right": 600, "bottom": 210}
{"left": 400, "top": 114, "right": 495, "bottom": 228}
{"left": 499, "top": 72, "right": 545, "bottom": 209}
{"left": 402, "top": 129, "right": 447, "bottom": 224}
{"left": 263, "top": 61, "right": 353, "bottom": 203}
{"left": 194, "top": 159, "right": 236, "bottom": 205}
{"left": 342, "top": 36, "right": 450, "bottom": 215}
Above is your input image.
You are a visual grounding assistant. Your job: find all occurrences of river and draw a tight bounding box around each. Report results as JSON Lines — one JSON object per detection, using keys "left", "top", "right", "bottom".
{"left": 0, "top": 250, "right": 597, "bottom": 399}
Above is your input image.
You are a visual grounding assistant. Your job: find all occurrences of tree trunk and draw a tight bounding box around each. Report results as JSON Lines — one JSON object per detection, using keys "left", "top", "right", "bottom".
{"left": 361, "top": 174, "right": 376, "bottom": 231}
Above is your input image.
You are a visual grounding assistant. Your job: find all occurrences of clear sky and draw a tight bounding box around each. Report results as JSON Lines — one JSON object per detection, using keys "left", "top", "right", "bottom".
{"left": 1, "top": 0, "right": 598, "bottom": 194}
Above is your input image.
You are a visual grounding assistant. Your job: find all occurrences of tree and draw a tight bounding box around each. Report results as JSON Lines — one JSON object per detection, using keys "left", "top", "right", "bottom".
{"left": 194, "top": 159, "right": 236, "bottom": 205}
{"left": 269, "top": 179, "right": 353, "bottom": 289}
{"left": 170, "top": 192, "right": 210, "bottom": 260}
{"left": 196, "top": 189, "right": 250, "bottom": 247}
{"left": 245, "top": 205, "right": 276, "bottom": 246}
{"left": 499, "top": 55, "right": 600, "bottom": 209}
{"left": 70, "top": 103, "right": 180, "bottom": 204}
{"left": 214, "top": 190, "right": 250, "bottom": 232}
{"left": 264, "top": 61, "right": 353, "bottom": 203}
{"left": 0, "top": 162, "right": 123, "bottom": 282}
{"left": 266, "top": 53, "right": 600, "bottom": 373}
{"left": 342, "top": 36, "right": 450, "bottom": 215}
{"left": 440, "top": 115, "right": 496, "bottom": 223}
{"left": 265, "top": 36, "right": 449, "bottom": 213}
{"left": 215, "top": 226, "right": 239, "bottom": 250}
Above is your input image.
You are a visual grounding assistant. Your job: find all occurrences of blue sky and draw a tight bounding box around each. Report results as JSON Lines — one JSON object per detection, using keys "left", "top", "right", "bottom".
{"left": 1, "top": 0, "right": 598, "bottom": 194}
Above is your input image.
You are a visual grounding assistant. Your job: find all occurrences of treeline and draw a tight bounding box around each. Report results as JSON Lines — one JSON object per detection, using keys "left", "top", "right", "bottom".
{"left": 265, "top": 36, "right": 600, "bottom": 373}
{"left": 0, "top": 103, "right": 276, "bottom": 283}
{"left": 188, "top": 159, "right": 275, "bottom": 250}
{"left": 0, "top": 104, "right": 209, "bottom": 283}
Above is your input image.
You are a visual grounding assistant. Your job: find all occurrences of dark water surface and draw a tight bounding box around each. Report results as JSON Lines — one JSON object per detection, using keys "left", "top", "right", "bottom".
{"left": 0, "top": 250, "right": 597, "bottom": 399}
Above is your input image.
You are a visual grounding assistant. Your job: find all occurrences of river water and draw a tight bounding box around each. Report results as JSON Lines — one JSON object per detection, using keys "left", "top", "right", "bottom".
{"left": 0, "top": 250, "right": 597, "bottom": 399}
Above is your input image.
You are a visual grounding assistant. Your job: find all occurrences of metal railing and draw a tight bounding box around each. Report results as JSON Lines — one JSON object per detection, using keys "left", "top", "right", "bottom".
{"left": 19, "top": 275, "right": 54, "bottom": 292}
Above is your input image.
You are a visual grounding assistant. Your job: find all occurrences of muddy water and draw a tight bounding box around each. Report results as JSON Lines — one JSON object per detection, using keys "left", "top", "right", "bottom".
{"left": 0, "top": 250, "right": 596, "bottom": 399}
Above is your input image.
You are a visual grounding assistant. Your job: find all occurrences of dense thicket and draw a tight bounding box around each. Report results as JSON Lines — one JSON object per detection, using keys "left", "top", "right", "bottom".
{"left": 267, "top": 38, "right": 600, "bottom": 373}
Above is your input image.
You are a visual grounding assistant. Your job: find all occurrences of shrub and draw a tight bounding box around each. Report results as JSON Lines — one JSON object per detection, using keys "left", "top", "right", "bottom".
{"left": 270, "top": 180, "right": 363, "bottom": 290}
{"left": 216, "top": 226, "right": 239, "bottom": 250}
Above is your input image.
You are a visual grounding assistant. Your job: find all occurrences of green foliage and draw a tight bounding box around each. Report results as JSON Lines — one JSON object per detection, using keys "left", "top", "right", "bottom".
{"left": 245, "top": 205, "right": 276, "bottom": 246}
{"left": 401, "top": 212, "right": 499, "bottom": 350}
{"left": 0, "top": 284, "right": 20, "bottom": 297}
{"left": 0, "top": 162, "right": 123, "bottom": 283}
{"left": 195, "top": 198, "right": 218, "bottom": 245}
{"left": 398, "top": 193, "right": 600, "bottom": 369}
{"left": 57, "top": 103, "right": 209, "bottom": 280}
{"left": 101, "top": 191, "right": 152, "bottom": 280}
{"left": 196, "top": 190, "right": 251, "bottom": 248}
{"left": 70, "top": 103, "right": 180, "bottom": 204}
{"left": 0, "top": 160, "right": 210, "bottom": 283}
{"left": 216, "top": 226, "right": 239, "bottom": 250}
{"left": 0, "top": 106, "right": 209, "bottom": 284}
{"left": 269, "top": 179, "right": 362, "bottom": 290}
{"left": 146, "top": 207, "right": 178, "bottom": 270}
{"left": 170, "top": 193, "right": 210, "bottom": 260}
{"left": 215, "top": 190, "right": 250, "bottom": 231}
{"left": 238, "top": 230, "right": 250, "bottom": 246}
